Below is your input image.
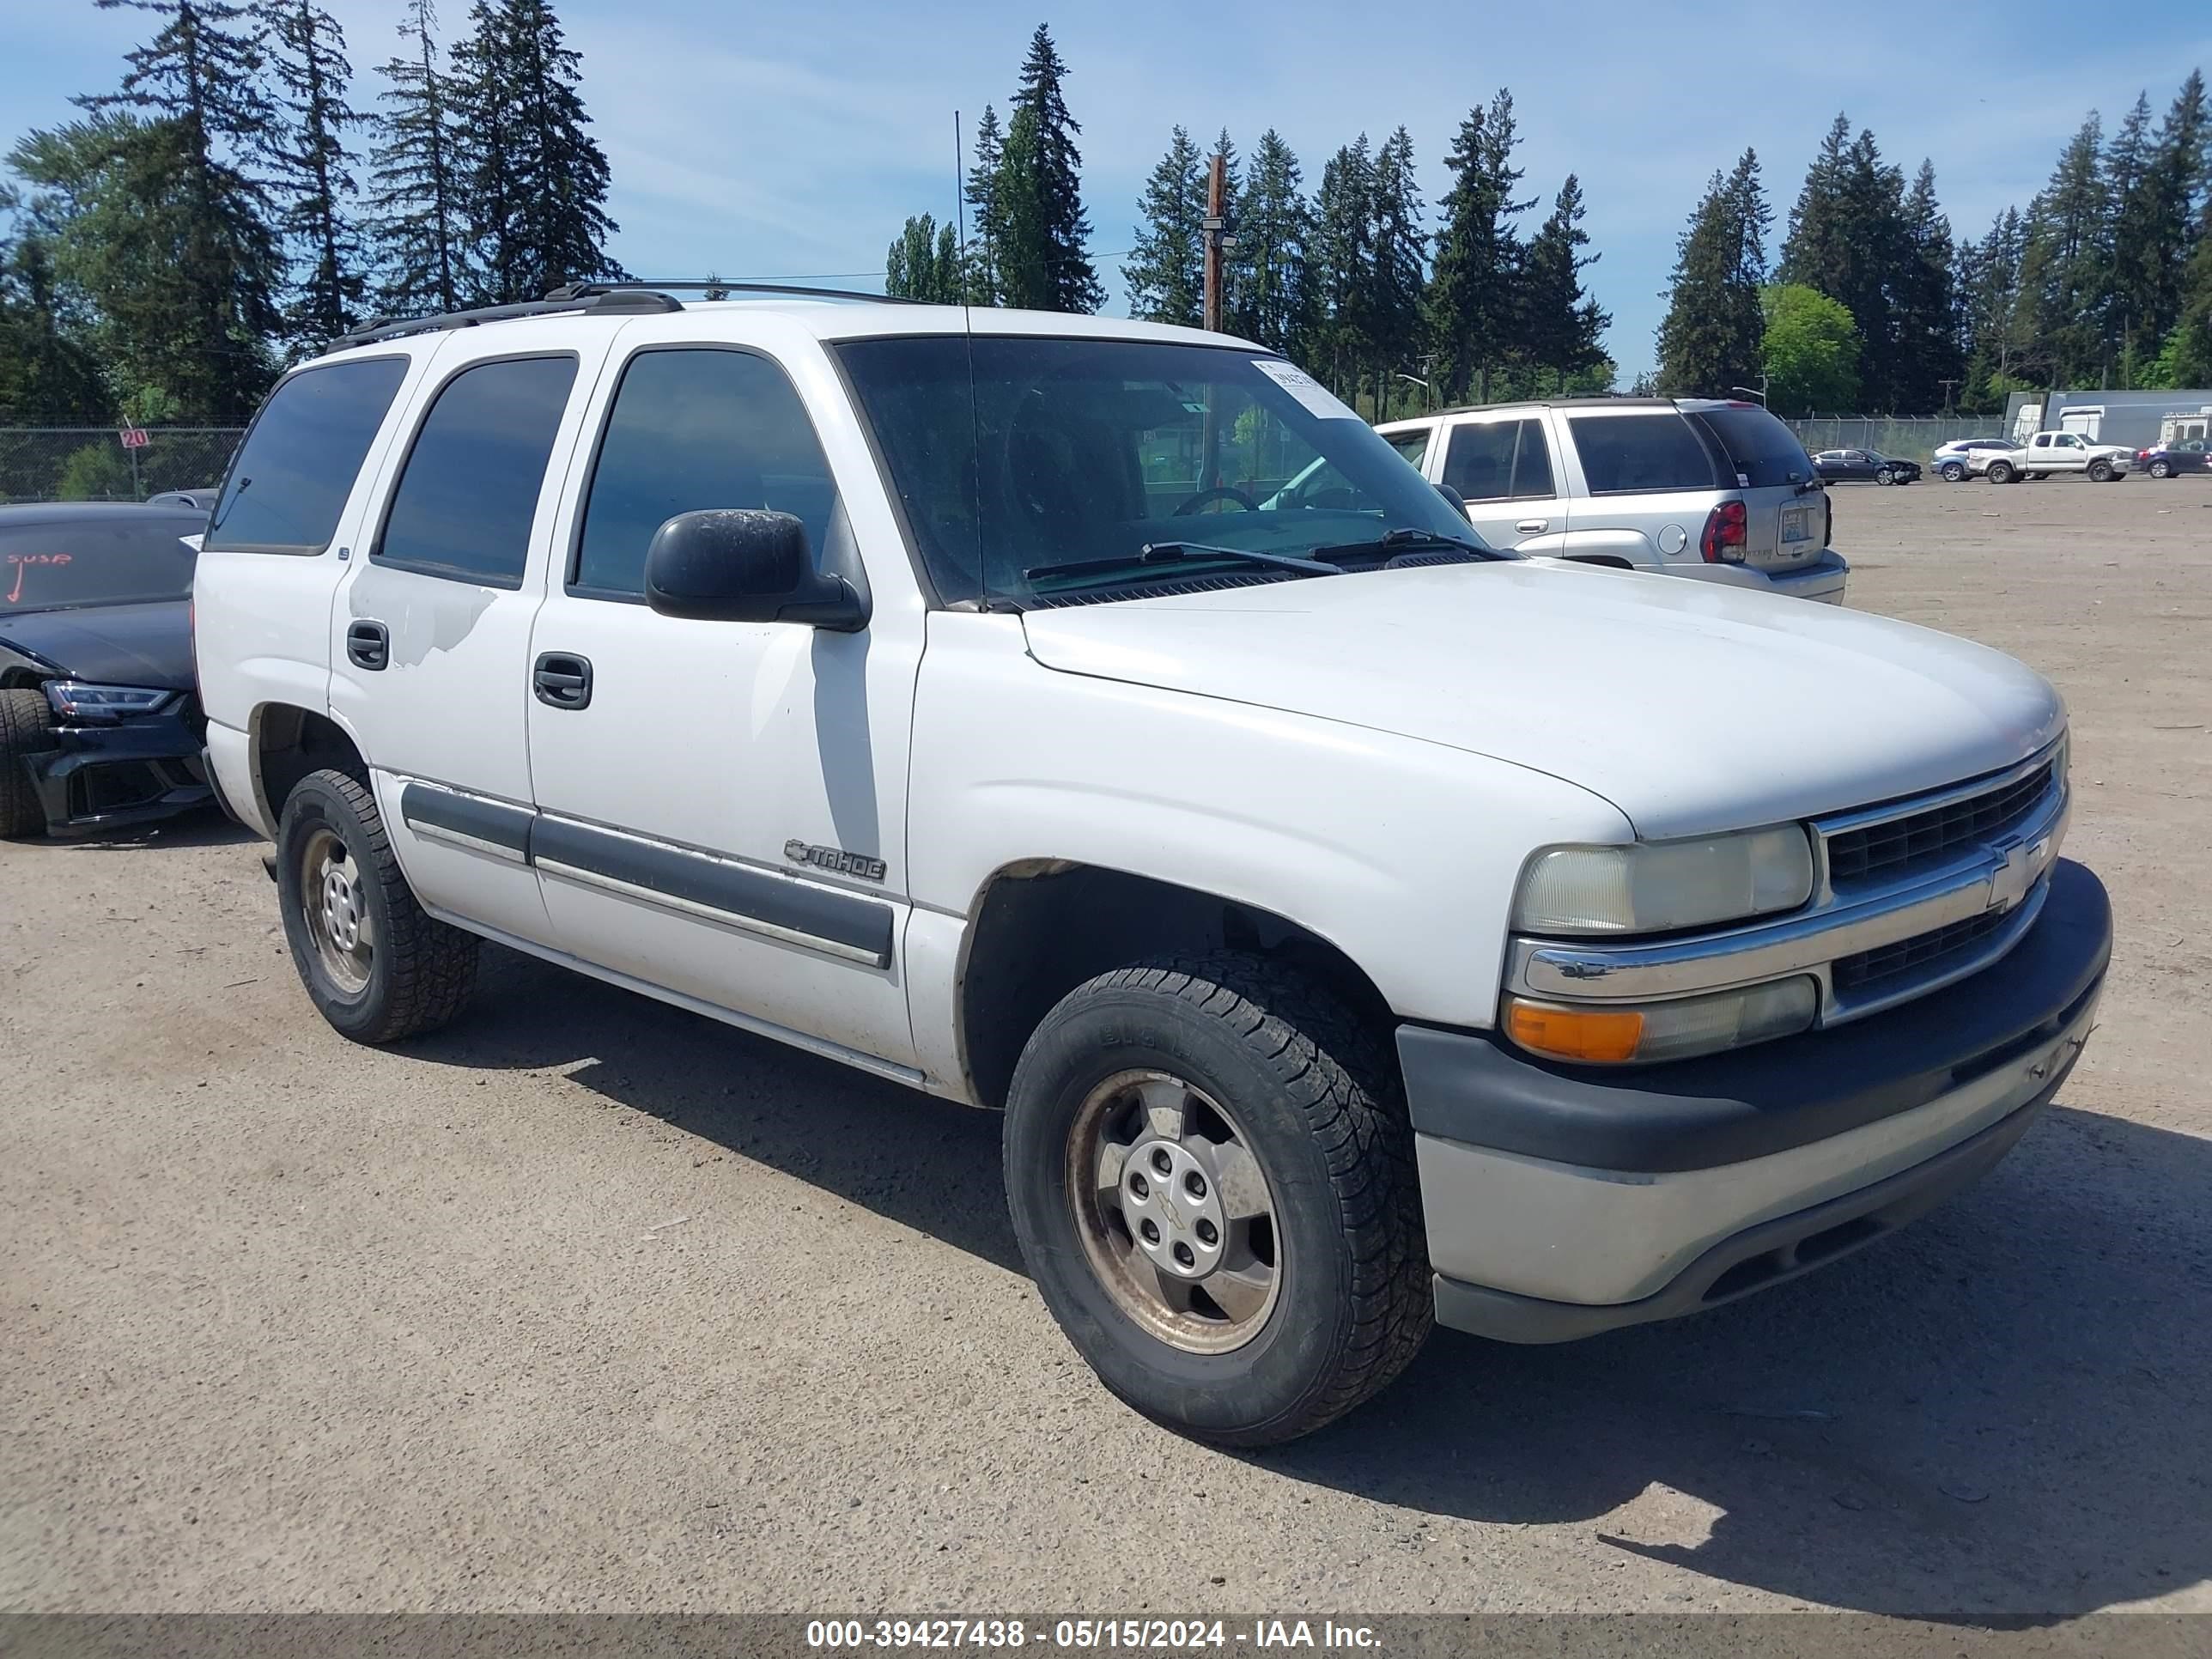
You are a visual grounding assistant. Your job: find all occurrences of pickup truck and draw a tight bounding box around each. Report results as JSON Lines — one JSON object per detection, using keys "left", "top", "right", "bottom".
{"left": 191, "top": 285, "right": 2112, "bottom": 1445}
{"left": 1973, "top": 431, "right": 2135, "bottom": 483}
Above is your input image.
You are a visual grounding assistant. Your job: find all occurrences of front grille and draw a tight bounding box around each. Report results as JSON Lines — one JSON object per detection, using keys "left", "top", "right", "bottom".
{"left": 1826, "top": 761, "right": 2055, "bottom": 886}
{"left": 1832, "top": 906, "right": 2012, "bottom": 994}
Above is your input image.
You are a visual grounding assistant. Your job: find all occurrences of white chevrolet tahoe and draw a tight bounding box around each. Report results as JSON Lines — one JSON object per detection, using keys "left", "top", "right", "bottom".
{"left": 192, "top": 285, "right": 2112, "bottom": 1446}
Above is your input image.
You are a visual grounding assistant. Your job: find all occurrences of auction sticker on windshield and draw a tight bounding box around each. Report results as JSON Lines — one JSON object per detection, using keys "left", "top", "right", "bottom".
{"left": 1251, "top": 358, "right": 1355, "bottom": 420}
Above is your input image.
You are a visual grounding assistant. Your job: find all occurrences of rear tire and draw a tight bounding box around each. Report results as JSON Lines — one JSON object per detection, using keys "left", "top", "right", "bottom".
{"left": 1939, "top": 461, "right": 1966, "bottom": 483}
{"left": 276, "top": 768, "right": 480, "bottom": 1042}
{"left": 0, "top": 687, "right": 56, "bottom": 837}
{"left": 1003, "top": 952, "right": 1431, "bottom": 1446}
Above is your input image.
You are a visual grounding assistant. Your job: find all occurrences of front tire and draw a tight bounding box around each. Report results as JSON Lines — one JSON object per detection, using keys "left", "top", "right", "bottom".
{"left": 2150, "top": 460, "right": 2172, "bottom": 478}
{"left": 1987, "top": 460, "right": 2015, "bottom": 484}
{"left": 1875, "top": 468, "right": 1895, "bottom": 485}
{"left": 1003, "top": 953, "right": 1431, "bottom": 1446}
{"left": 0, "top": 687, "right": 56, "bottom": 837}
{"left": 276, "top": 768, "right": 481, "bottom": 1042}
{"left": 2088, "top": 459, "right": 2113, "bottom": 482}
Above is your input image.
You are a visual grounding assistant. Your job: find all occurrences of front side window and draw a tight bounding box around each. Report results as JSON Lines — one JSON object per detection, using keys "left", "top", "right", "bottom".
{"left": 1384, "top": 428, "right": 1433, "bottom": 467}
{"left": 574, "top": 348, "right": 841, "bottom": 598}
{"left": 838, "top": 336, "right": 1476, "bottom": 605}
{"left": 374, "top": 355, "right": 578, "bottom": 587}
{"left": 1443, "top": 418, "right": 1553, "bottom": 501}
{"left": 204, "top": 356, "right": 410, "bottom": 555}
{"left": 1567, "top": 413, "right": 1719, "bottom": 495}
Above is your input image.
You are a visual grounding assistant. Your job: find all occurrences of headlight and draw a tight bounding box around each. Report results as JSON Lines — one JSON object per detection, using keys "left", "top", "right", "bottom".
{"left": 45, "top": 681, "right": 173, "bottom": 720}
{"left": 1512, "top": 826, "right": 1814, "bottom": 936}
{"left": 1504, "top": 976, "right": 1820, "bottom": 1065}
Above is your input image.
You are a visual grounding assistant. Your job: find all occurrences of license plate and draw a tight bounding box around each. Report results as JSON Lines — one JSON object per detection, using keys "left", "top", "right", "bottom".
{"left": 1781, "top": 507, "right": 1811, "bottom": 544}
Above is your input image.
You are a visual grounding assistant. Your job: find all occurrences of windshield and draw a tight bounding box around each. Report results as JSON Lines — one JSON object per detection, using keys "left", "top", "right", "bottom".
{"left": 836, "top": 336, "right": 1479, "bottom": 605}
{"left": 0, "top": 516, "right": 200, "bottom": 613}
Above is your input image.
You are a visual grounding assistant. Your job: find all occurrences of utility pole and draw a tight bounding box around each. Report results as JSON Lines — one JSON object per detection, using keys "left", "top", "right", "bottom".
{"left": 1201, "top": 152, "right": 1227, "bottom": 334}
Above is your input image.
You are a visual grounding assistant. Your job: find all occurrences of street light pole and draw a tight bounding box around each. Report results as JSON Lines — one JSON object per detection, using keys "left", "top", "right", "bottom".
{"left": 1729, "top": 376, "right": 1770, "bottom": 406}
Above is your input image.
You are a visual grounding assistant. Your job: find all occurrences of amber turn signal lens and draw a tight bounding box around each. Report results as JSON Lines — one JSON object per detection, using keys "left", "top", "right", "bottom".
{"left": 1504, "top": 998, "right": 1645, "bottom": 1064}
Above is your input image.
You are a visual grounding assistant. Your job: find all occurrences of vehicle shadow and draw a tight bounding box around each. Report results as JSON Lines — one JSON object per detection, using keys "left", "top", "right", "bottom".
{"left": 407, "top": 947, "right": 2208, "bottom": 1620}
{"left": 31, "top": 805, "right": 258, "bottom": 852}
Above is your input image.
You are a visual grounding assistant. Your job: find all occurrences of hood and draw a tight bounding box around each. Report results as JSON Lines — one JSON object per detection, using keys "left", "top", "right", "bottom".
{"left": 1019, "top": 561, "right": 2063, "bottom": 841}
{"left": 0, "top": 600, "right": 196, "bottom": 693}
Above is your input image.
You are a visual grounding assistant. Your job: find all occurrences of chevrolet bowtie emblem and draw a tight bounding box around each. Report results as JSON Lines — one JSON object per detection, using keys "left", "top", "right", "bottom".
{"left": 1986, "top": 835, "right": 2047, "bottom": 913}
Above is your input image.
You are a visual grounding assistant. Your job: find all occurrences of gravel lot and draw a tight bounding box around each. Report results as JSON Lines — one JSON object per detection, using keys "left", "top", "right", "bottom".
{"left": 3, "top": 474, "right": 2208, "bottom": 1620}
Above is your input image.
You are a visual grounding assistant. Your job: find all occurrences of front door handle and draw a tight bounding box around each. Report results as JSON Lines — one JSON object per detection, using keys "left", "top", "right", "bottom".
{"left": 346, "top": 619, "right": 389, "bottom": 671}
{"left": 532, "top": 652, "right": 592, "bottom": 710}
{"left": 1516, "top": 518, "right": 1550, "bottom": 535}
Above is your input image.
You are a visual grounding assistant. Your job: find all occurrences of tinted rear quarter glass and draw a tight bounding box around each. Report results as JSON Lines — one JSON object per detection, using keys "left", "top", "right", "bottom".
{"left": 1567, "top": 413, "right": 1718, "bottom": 495}
{"left": 1688, "top": 405, "right": 1815, "bottom": 488}
{"left": 375, "top": 355, "right": 578, "bottom": 588}
{"left": 204, "top": 356, "right": 409, "bottom": 554}
{"left": 1, "top": 515, "right": 204, "bottom": 611}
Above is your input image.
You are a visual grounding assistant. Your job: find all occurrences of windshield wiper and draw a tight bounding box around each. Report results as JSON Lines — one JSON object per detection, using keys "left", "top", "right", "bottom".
{"left": 1310, "top": 526, "right": 1504, "bottom": 564}
{"left": 1025, "top": 541, "right": 1340, "bottom": 585}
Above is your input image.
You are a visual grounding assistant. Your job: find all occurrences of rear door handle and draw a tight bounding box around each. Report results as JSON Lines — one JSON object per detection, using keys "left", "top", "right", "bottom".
{"left": 345, "top": 619, "right": 389, "bottom": 671}
{"left": 532, "top": 652, "right": 592, "bottom": 710}
{"left": 1516, "top": 518, "right": 1550, "bottom": 535}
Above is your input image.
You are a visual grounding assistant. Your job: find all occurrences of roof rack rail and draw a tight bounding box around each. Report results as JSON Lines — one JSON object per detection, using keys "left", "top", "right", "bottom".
{"left": 546, "top": 278, "right": 921, "bottom": 306}
{"left": 330, "top": 289, "right": 683, "bottom": 352}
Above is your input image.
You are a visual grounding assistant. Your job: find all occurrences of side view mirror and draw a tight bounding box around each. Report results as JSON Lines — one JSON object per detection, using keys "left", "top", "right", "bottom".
{"left": 643, "top": 509, "right": 867, "bottom": 631}
{"left": 1436, "top": 483, "right": 1472, "bottom": 520}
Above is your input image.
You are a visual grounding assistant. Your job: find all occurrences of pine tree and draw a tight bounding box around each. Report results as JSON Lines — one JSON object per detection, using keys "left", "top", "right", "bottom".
{"left": 1960, "top": 206, "right": 2034, "bottom": 405}
{"left": 1311, "top": 136, "right": 1374, "bottom": 398}
{"left": 367, "top": 0, "right": 466, "bottom": 315}
{"left": 1425, "top": 90, "right": 1533, "bottom": 404}
{"left": 264, "top": 0, "right": 367, "bottom": 352}
{"left": 2101, "top": 93, "right": 2155, "bottom": 374}
{"left": 962, "top": 104, "right": 1004, "bottom": 303}
{"left": 1516, "top": 174, "right": 1608, "bottom": 395}
{"left": 1367, "top": 126, "right": 1425, "bottom": 416}
{"left": 1123, "top": 125, "right": 1204, "bottom": 325}
{"left": 1224, "top": 129, "right": 1310, "bottom": 356}
{"left": 76, "top": 0, "right": 282, "bottom": 421}
{"left": 994, "top": 26, "right": 1101, "bottom": 313}
{"left": 452, "top": 0, "right": 621, "bottom": 305}
{"left": 2128, "top": 72, "right": 2209, "bottom": 362}
{"left": 1889, "top": 161, "right": 1963, "bottom": 412}
{"left": 884, "top": 213, "right": 961, "bottom": 302}
{"left": 1656, "top": 149, "right": 1767, "bottom": 398}
{"left": 2021, "top": 112, "right": 2111, "bottom": 386}
{"left": 0, "top": 207, "right": 110, "bottom": 422}
{"left": 1780, "top": 114, "right": 1910, "bottom": 408}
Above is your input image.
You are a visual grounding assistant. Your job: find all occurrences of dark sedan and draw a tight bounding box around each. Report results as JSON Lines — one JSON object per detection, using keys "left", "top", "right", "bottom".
{"left": 2136, "top": 441, "right": 2209, "bottom": 478}
{"left": 1811, "top": 447, "right": 1923, "bottom": 484}
{"left": 0, "top": 501, "right": 211, "bottom": 836}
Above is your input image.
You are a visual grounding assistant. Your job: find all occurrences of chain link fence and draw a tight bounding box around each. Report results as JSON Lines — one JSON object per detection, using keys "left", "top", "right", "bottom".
{"left": 0, "top": 428, "right": 245, "bottom": 505}
{"left": 1781, "top": 416, "right": 1997, "bottom": 461}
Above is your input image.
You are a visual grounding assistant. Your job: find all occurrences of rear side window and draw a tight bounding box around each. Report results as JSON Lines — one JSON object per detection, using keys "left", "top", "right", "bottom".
{"left": 1689, "top": 405, "right": 1814, "bottom": 489}
{"left": 1443, "top": 419, "right": 1553, "bottom": 501}
{"left": 204, "top": 356, "right": 409, "bottom": 555}
{"left": 1567, "top": 413, "right": 1719, "bottom": 495}
{"left": 574, "top": 348, "right": 841, "bottom": 599}
{"left": 374, "top": 355, "right": 578, "bottom": 588}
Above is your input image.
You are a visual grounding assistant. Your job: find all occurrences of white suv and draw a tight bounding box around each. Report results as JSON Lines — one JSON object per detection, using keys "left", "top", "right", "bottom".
{"left": 1376, "top": 398, "right": 1849, "bottom": 602}
{"left": 192, "top": 286, "right": 2111, "bottom": 1444}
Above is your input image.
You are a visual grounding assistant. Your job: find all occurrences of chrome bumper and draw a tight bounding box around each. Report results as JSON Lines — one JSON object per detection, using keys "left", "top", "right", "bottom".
{"left": 1506, "top": 739, "right": 2068, "bottom": 1028}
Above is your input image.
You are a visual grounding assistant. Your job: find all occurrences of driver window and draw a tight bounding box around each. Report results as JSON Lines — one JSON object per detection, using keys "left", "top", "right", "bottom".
{"left": 1442, "top": 421, "right": 1518, "bottom": 501}
{"left": 572, "top": 347, "right": 841, "bottom": 599}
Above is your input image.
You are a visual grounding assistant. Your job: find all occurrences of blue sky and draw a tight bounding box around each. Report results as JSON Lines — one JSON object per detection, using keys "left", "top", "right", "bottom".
{"left": 10, "top": 0, "right": 2212, "bottom": 380}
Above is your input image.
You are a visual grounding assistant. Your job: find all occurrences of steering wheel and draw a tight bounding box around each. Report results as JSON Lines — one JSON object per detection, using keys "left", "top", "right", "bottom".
{"left": 1172, "top": 485, "right": 1261, "bottom": 516}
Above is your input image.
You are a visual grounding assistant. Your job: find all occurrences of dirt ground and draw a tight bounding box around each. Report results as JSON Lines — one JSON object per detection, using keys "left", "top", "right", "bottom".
{"left": 3, "top": 474, "right": 2208, "bottom": 1620}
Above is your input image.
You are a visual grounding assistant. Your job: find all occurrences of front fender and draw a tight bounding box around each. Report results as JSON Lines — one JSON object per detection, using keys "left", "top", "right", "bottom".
{"left": 906, "top": 614, "right": 1632, "bottom": 1032}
